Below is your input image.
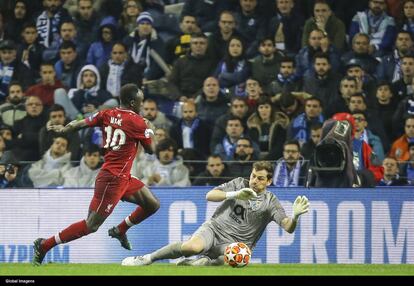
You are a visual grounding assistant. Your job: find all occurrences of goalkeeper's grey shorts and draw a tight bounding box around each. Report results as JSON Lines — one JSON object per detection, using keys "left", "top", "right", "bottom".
{"left": 192, "top": 221, "right": 230, "bottom": 259}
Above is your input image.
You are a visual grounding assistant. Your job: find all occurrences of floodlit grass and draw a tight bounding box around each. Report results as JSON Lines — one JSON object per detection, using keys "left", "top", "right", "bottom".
{"left": 1, "top": 263, "right": 413, "bottom": 276}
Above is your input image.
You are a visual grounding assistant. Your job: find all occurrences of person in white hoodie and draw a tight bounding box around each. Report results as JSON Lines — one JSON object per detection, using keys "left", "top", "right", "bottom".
{"left": 141, "top": 138, "right": 191, "bottom": 187}
{"left": 62, "top": 144, "right": 101, "bottom": 188}
{"left": 28, "top": 135, "right": 72, "bottom": 187}
{"left": 54, "top": 64, "right": 118, "bottom": 120}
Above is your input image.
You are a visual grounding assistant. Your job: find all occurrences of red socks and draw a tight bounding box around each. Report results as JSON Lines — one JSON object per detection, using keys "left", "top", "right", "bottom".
{"left": 41, "top": 220, "right": 90, "bottom": 253}
{"left": 117, "top": 207, "right": 149, "bottom": 235}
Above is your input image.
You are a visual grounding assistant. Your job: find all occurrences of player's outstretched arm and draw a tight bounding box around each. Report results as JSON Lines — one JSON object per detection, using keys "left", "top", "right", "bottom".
{"left": 206, "top": 188, "right": 257, "bottom": 202}
{"left": 47, "top": 119, "right": 88, "bottom": 133}
{"left": 281, "top": 195, "right": 310, "bottom": 233}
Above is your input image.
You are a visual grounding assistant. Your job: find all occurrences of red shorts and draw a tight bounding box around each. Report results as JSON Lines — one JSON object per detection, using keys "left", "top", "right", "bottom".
{"left": 89, "top": 170, "right": 145, "bottom": 217}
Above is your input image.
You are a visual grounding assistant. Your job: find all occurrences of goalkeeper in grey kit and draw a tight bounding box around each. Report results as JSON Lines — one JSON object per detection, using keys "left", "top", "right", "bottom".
{"left": 122, "top": 161, "right": 310, "bottom": 266}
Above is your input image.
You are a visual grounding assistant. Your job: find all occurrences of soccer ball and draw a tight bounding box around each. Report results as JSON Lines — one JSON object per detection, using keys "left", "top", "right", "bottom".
{"left": 224, "top": 242, "right": 251, "bottom": 268}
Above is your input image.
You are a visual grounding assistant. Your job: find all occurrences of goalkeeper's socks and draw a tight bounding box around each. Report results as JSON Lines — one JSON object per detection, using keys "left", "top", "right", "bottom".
{"left": 117, "top": 207, "right": 149, "bottom": 235}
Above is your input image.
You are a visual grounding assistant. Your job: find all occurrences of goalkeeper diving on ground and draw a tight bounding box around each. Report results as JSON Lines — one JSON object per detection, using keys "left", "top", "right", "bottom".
{"left": 122, "top": 161, "right": 310, "bottom": 266}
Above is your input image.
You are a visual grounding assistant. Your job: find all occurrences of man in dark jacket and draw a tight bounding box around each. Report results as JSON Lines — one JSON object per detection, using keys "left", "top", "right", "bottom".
{"left": 193, "top": 155, "right": 232, "bottom": 186}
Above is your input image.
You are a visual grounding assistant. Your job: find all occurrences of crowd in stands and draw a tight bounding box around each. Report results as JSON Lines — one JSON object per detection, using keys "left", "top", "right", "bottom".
{"left": 0, "top": 0, "right": 414, "bottom": 188}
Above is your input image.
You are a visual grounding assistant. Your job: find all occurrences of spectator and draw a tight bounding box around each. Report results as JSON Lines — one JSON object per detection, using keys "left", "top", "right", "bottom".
{"left": 169, "top": 101, "right": 211, "bottom": 159}
{"left": 0, "top": 124, "right": 13, "bottom": 150}
{"left": 301, "top": 122, "right": 322, "bottom": 161}
{"left": 268, "top": 0, "right": 304, "bottom": 55}
{"left": 16, "top": 22, "right": 44, "bottom": 77}
{"left": 325, "top": 76, "right": 357, "bottom": 117}
{"left": 123, "top": 11, "right": 167, "bottom": 81}
{"left": 352, "top": 110, "right": 385, "bottom": 163}
{"left": 303, "top": 52, "right": 341, "bottom": 114}
{"left": 195, "top": 77, "right": 229, "bottom": 126}
{"left": 119, "top": 0, "right": 142, "bottom": 35}
{"left": 168, "top": 32, "right": 217, "bottom": 101}
{"left": 35, "top": 0, "right": 71, "bottom": 50}
{"left": 276, "top": 91, "right": 306, "bottom": 122}
{"left": 181, "top": 0, "right": 231, "bottom": 33}
{"left": 165, "top": 14, "right": 200, "bottom": 65}
{"left": 73, "top": 0, "right": 101, "bottom": 51}
{"left": 99, "top": 42, "right": 144, "bottom": 98}
{"left": 378, "top": 157, "right": 409, "bottom": 186}
{"left": 141, "top": 138, "right": 191, "bottom": 187}
{"left": 269, "top": 56, "right": 303, "bottom": 98}
{"left": 62, "top": 144, "right": 101, "bottom": 187}
{"left": 12, "top": 96, "right": 47, "bottom": 162}
{"left": 295, "top": 28, "right": 341, "bottom": 77}
{"left": 244, "top": 78, "right": 263, "bottom": 113}
{"left": 302, "top": 0, "right": 346, "bottom": 51}
{"left": 25, "top": 62, "right": 65, "bottom": 108}
{"left": 247, "top": 97, "right": 288, "bottom": 160}
{"left": 234, "top": 0, "right": 267, "bottom": 58}
{"left": 4, "top": 0, "right": 30, "bottom": 44}
{"left": 287, "top": 97, "right": 324, "bottom": 147}
{"left": 389, "top": 115, "right": 414, "bottom": 161}
{"left": 227, "top": 137, "right": 259, "bottom": 179}
{"left": 193, "top": 155, "right": 232, "bottom": 186}
{"left": 377, "top": 31, "right": 414, "bottom": 82}
{"left": 348, "top": 93, "right": 389, "bottom": 148}
{"left": 213, "top": 116, "right": 245, "bottom": 161}
{"left": 54, "top": 41, "right": 84, "bottom": 89}
{"left": 38, "top": 104, "right": 80, "bottom": 161}
{"left": 27, "top": 135, "right": 71, "bottom": 187}
{"left": 86, "top": 16, "right": 118, "bottom": 69}
{"left": 0, "top": 39, "right": 35, "bottom": 103}
{"left": 0, "top": 82, "right": 26, "bottom": 128}
{"left": 341, "top": 33, "right": 379, "bottom": 76}
{"left": 373, "top": 81, "right": 398, "bottom": 144}
{"left": 142, "top": 98, "right": 172, "bottom": 131}
{"left": 55, "top": 64, "right": 116, "bottom": 120}
{"left": 250, "top": 37, "right": 284, "bottom": 94}
{"left": 210, "top": 97, "right": 249, "bottom": 153}
{"left": 272, "top": 139, "right": 308, "bottom": 187}
{"left": 397, "top": 0, "right": 414, "bottom": 35}
{"left": 214, "top": 35, "right": 251, "bottom": 98}
{"left": 345, "top": 60, "right": 377, "bottom": 105}
{"left": 391, "top": 54, "right": 414, "bottom": 103}
{"left": 399, "top": 141, "right": 414, "bottom": 183}
{"left": 349, "top": 0, "right": 397, "bottom": 56}
{"left": 0, "top": 150, "right": 22, "bottom": 188}
{"left": 207, "top": 10, "right": 241, "bottom": 63}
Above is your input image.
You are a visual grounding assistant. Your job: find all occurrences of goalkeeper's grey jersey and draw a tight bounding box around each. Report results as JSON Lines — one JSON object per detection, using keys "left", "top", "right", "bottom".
{"left": 209, "top": 177, "right": 288, "bottom": 248}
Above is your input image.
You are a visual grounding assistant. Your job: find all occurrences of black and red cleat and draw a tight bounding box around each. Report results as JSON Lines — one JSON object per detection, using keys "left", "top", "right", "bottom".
{"left": 108, "top": 227, "right": 132, "bottom": 250}
{"left": 32, "top": 238, "right": 46, "bottom": 266}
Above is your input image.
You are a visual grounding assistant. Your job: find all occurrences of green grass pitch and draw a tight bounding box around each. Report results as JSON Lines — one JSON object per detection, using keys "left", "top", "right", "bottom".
{"left": 1, "top": 263, "right": 413, "bottom": 276}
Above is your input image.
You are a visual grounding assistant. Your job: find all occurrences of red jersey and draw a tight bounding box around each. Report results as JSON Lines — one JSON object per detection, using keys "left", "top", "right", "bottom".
{"left": 85, "top": 108, "right": 152, "bottom": 177}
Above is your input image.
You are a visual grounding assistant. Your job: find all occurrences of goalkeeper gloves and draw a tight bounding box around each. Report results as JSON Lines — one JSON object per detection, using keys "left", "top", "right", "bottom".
{"left": 292, "top": 195, "right": 310, "bottom": 221}
{"left": 225, "top": 188, "right": 257, "bottom": 200}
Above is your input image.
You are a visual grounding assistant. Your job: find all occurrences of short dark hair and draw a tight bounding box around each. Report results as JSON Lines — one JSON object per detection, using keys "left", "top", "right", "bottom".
{"left": 280, "top": 56, "right": 296, "bottom": 67}
{"left": 120, "top": 83, "right": 141, "bottom": 106}
{"left": 252, "top": 161, "right": 274, "bottom": 180}
{"left": 284, "top": 139, "right": 300, "bottom": 150}
{"left": 59, "top": 40, "right": 76, "bottom": 51}
{"left": 48, "top": 104, "right": 66, "bottom": 115}
{"left": 313, "top": 52, "right": 330, "bottom": 63}
{"left": 156, "top": 138, "right": 178, "bottom": 158}
{"left": 83, "top": 144, "right": 101, "bottom": 156}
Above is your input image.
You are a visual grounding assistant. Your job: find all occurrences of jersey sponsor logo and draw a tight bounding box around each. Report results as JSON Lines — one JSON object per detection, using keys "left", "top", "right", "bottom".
{"left": 229, "top": 204, "right": 246, "bottom": 224}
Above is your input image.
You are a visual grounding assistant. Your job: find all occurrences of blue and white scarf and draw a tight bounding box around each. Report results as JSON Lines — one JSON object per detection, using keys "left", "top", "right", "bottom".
{"left": 36, "top": 10, "right": 62, "bottom": 48}
{"left": 291, "top": 113, "right": 324, "bottom": 145}
{"left": 0, "top": 63, "right": 14, "bottom": 100}
{"left": 392, "top": 49, "right": 402, "bottom": 83}
{"left": 222, "top": 136, "right": 236, "bottom": 159}
{"left": 219, "top": 60, "right": 247, "bottom": 97}
{"left": 106, "top": 60, "right": 125, "bottom": 97}
{"left": 130, "top": 37, "right": 151, "bottom": 74}
{"left": 272, "top": 159, "right": 301, "bottom": 187}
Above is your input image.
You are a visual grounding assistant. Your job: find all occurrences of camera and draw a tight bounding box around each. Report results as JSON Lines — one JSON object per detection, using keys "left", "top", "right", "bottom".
{"left": 5, "top": 164, "right": 15, "bottom": 174}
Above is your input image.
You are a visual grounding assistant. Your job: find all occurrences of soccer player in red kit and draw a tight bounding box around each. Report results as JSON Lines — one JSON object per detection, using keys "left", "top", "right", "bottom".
{"left": 32, "top": 84, "right": 160, "bottom": 265}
